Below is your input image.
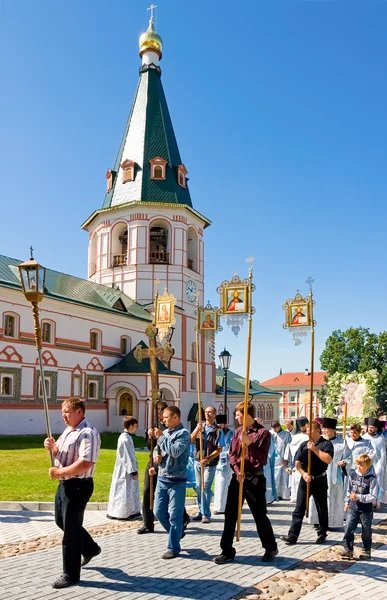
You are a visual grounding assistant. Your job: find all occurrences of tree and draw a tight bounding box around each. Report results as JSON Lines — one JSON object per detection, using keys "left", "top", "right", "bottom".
{"left": 319, "top": 327, "right": 387, "bottom": 416}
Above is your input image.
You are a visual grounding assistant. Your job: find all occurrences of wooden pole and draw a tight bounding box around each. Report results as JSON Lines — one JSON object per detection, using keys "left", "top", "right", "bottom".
{"left": 149, "top": 287, "right": 159, "bottom": 511}
{"left": 236, "top": 264, "right": 254, "bottom": 542}
{"left": 305, "top": 286, "right": 315, "bottom": 517}
{"left": 195, "top": 295, "right": 205, "bottom": 493}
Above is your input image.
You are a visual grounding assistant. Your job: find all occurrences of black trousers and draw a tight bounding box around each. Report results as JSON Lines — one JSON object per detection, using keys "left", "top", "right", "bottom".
{"left": 220, "top": 473, "right": 277, "bottom": 557}
{"left": 142, "top": 464, "right": 190, "bottom": 530}
{"left": 288, "top": 476, "right": 328, "bottom": 539}
{"left": 55, "top": 478, "right": 100, "bottom": 581}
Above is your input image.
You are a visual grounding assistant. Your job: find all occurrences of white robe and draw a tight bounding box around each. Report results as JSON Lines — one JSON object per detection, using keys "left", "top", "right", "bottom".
{"left": 271, "top": 429, "right": 292, "bottom": 499}
{"left": 107, "top": 431, "right": 141, "bottom": 519}
{"left": 309, "top": 435, "right": 346, "bottom": 528}
{"left": 363, "top": 432, "right": 387, "bottom": 503}
{"left": 213, "top": 429, "right": 233, "bottom": 513}
{"left": 264, "top": 435, "right": 278, "bottom": 504}
{"left": 284, "top": 432, "right": 309, "bottom": 502}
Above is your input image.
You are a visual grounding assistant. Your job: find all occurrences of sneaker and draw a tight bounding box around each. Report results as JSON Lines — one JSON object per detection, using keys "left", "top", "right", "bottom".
{"left": 340, "top": 549, "right": 353, "bottom": 559}
{"left": 281, "top": 535, "right": 297, "bottom": 545}
{"left": 359, "top": 549, "right": 371, "bottom": 560}
{"left": 201, "top": 517, "right": 211, "bottom": 524}
{"left": 261, "top": 547, "right": 279, "bottom": 562}
{"left": 212, "top": 553, "right": 235, "bottom": 565}
{"left": 162, "top": 551, "right": 178, "bottom": 559}
{"left": 81, "top": 545, "right": 101, "bottom": 567}
{"left": 192, "top": 514, "right": 202, "bottom": 521}
{"left": 316, "top": 534, "right": 327, "bottom": 544}
{"left": 137, "top": 526, "right": 154, "bottom": 534}
{"left": 52, "top": 575, "right": 79, "bottom": 589}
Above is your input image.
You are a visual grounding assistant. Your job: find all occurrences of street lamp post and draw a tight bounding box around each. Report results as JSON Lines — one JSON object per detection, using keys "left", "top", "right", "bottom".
{"left": 219, "top": 347, "right": 232, "bottom": 418}
{"left": 18, "top": 249, "right": 54, "bottom": 465}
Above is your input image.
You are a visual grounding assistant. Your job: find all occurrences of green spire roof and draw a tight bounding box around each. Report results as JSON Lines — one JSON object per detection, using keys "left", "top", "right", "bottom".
{"left": 102, "top": 64, "right": 192, "bottom": 210}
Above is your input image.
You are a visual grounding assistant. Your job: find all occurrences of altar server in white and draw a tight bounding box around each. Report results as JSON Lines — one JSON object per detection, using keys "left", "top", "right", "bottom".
{"left": 271, "top": 421, "right": 292, "bottom": 500}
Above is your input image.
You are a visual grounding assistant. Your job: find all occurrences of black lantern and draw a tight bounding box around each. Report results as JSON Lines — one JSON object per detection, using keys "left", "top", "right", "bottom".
{"left": 219, "top": 347, "right": 232, "bottom": 417}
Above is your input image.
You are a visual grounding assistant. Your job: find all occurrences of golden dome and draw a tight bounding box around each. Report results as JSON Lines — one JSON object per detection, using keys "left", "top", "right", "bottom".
{"left": 139, "top": 19, "right": 163, "bottom": 57}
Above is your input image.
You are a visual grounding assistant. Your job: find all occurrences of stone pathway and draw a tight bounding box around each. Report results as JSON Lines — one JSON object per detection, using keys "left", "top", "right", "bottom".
{"left": 0, "top": 502, "right": 386, "bottom": 600}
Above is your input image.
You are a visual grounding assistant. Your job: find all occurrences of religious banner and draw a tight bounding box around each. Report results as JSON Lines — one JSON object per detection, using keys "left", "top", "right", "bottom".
{"left": 197, "top": 299, "right": 222, "bottom": 342}
{"left": 217, "top": 260, "right": 255, "bottom": 336}
{"left": 282, "top": 282, "right": 315, "bottom": 346}
{"left": 155, "top": 288, "right": 176, "bottom": 340}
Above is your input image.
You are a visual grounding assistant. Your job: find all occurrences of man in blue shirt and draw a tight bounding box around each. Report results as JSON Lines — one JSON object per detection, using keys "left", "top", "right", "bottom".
{"left": 153, "top": 406, "right": 191, "bottom": 559}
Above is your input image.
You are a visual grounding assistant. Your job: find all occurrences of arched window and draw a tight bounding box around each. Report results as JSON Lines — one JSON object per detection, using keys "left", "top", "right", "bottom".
{"left": 41, "top": 321, "right": 53, "bottom": 344}
{"left": 111, "top": 224, "right": 128, "bottom": 267}
{"left": 187, "top": 226, "right": 198, "bottom": 271}
{"left": 88, "top": 381, "right": 97, "bottom": 399}
{"left": 90, "top": 330, "right": 101, "bottom": 351}
{"left": 1, "top": 376, "right": 12, "bottom": 395}
{"left": 149, "top": 223, "right": 169, "bottom": 264}
{"left": 177, "top": 164, "right": 188, "bottom": 188}
{"left": 121, "top": 159, "right": 135, "bottom": 183}
{"left": 150, "top": 157, "right": 167, "bottom": 181}
{"left": 191, "top": 342, "right": 196, "bottom": 361}
{"left": 89, "top": 233, "right": 98, "bottom": 277}
{"left": 258, "top": 404, "right": 265, "bottom": 420}
{"left": 266, "top": 403, "right": 273, "bottom": 421}
{"left": 121, "top": 336, "right": 131, "bottom": 356}
{"left": 3, "top": 314, "right": 17, "bottom": 338}
{"left": 190, "top": 372, "right": 197, "bottom": 390}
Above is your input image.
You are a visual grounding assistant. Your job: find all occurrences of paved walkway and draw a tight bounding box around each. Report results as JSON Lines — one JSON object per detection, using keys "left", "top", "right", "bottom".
{"left": 0, "top": 503, "right": 386, "bottom": 599}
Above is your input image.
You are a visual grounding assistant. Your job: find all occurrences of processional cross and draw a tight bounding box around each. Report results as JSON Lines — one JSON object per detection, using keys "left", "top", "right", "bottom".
{"left": 134, "top": 322, "right": 174, "bottom": 507}
{"left": 147, "top": 4, "right": 157, "bottom": 21}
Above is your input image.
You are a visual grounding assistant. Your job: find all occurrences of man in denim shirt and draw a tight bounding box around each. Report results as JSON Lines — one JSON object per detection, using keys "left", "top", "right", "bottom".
{"left": 153, "top": 406, "right": 191, "bottom": 559}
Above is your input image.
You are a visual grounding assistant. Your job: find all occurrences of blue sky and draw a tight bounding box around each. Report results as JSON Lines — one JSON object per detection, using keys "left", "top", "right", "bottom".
{"left": 1, "top": 0, "right": 386, "bottom": 382}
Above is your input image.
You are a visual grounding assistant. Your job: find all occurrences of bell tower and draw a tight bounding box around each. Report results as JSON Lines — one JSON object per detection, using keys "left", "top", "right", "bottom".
{"left": 82, "top": 12, "right": 211, "bottom": 316}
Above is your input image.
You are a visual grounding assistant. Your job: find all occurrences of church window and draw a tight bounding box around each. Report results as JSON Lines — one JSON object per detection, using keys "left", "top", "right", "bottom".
{"left": 106, "top": 169, "right": 116, "bottom": 192}
{"left": 121, "top": 159, "right": 135, "bottom": 183}
{"left": 90, "top": 330, "right": 101, "bottom": 351}
{"left": 177, "top": 164, "right": 188, "bottom": 188}
{"left": 150, "top": 157, "right": 167, "bottom": 181}
{"left": 41, "top": 321, "right": 53, "bottom": 344}
{"left": 266, "top": 403, "right": 273, "bottom": 421}
{"left": 149, "top": 224, "right": 169, "bottom": 264}
{"left": 1, "top": 376, "right": 12, "bottom": 395}
{"left": 121, "top": 336, "right": 131, "bottom": 355}
{"left": 88, "top": 381, "right": 98, "bottom": 400}
{"left": 191, "top": 342, "right": 196, "bottom": 361}
{"left": 187, "top": 227, "right": 198, "bottom": 272}
{"left": 38, "top": 377, "right": 51, "bottom": 399}
{"left": 190, "top": 372, "right": 197, "bottom": 390}
{"left": 3, "top": 314, "right": 17, "bottom": 338}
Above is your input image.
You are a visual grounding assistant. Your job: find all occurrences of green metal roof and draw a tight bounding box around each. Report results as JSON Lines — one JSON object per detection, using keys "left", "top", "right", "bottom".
{"left": 216, "top": 368, "right": 281, "bottom": 397}
{"left": 101, "top": 65, "right": 193, "bottom": 210}
{"left": 0, "top": 254, "right": 152, "bottom": 322}
{"left": 105, "top": 340, "right": 181, "bottom": 376}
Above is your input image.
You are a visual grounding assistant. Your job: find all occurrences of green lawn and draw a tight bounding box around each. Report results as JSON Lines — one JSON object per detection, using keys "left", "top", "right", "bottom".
{"left": 0, "top": 434, "right": 196, "bottom": 502}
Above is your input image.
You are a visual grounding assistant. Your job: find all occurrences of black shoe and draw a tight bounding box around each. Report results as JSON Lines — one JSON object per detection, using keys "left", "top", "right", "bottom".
{"left": 316, "top": 534, "right": 327, "bottom": 544}
{"left": 281, "top": 535, "right": 297, "bottom": 545}
{"left": 212, "top": 553, "right": 235, "bottom": 565}
{"left": 81, "top": 545, "right": 101, "bottom": 567}
{"left": 261, "top": 547, "right": 279, "bottom": 562}
{"left": 162, "top": 551, "right": 178, "bottom": 559}
{"left": 137, "top": 526, "right": 154, "bottom": 534}
{"left": 106, "top": 514, "right": 117, "bottom": 520}
{"left": 183, "top": 516, "right": 191, "bottom": 529}
{"left": 192, "top": 514, "right": 202, "bottom": 521}
{"left": 52, "top": 575, "right": 79, "bottom": 589}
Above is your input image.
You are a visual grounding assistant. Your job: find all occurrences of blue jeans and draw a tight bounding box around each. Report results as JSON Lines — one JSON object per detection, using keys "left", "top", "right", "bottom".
{"left": 154, "top": 479, "right": 186, "bottom": 555}
{"left": 195, "top": 462, "right": 216, "bottom": 519}
{"left": 343, "top": 509, "right": 373, "bottom": 552}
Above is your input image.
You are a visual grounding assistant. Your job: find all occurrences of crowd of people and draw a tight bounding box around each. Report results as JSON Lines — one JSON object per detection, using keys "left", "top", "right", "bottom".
{"left": 43, "top": 396, "right": 387, "bottom": 589}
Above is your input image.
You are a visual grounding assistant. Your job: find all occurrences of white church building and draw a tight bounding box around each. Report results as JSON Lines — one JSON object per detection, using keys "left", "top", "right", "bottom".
{"left": 0, "top": 17, "right": 216, "bottom": 435}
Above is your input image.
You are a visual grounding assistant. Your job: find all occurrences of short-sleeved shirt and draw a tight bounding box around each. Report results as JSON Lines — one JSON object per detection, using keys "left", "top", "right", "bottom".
{"left": 295, "top": 436, "right": 334, "bottom": 477}
{"left": 55, "top": 418, "right": 101, "bottom": 479}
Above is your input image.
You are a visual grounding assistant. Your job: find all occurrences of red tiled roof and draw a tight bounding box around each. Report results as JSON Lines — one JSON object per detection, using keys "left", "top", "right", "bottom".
{"left": 260, "top": 372, "right": 327, "bottom": 387}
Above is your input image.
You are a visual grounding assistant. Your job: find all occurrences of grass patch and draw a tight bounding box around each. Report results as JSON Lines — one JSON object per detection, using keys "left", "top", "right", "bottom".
{"left": 0, "top": 435, "right": 196, "bottom": 502}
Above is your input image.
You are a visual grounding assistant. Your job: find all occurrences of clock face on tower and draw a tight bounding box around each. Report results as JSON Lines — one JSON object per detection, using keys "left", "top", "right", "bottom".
{"left": 185, "top": 280, "right": 197, "bottom": 302}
